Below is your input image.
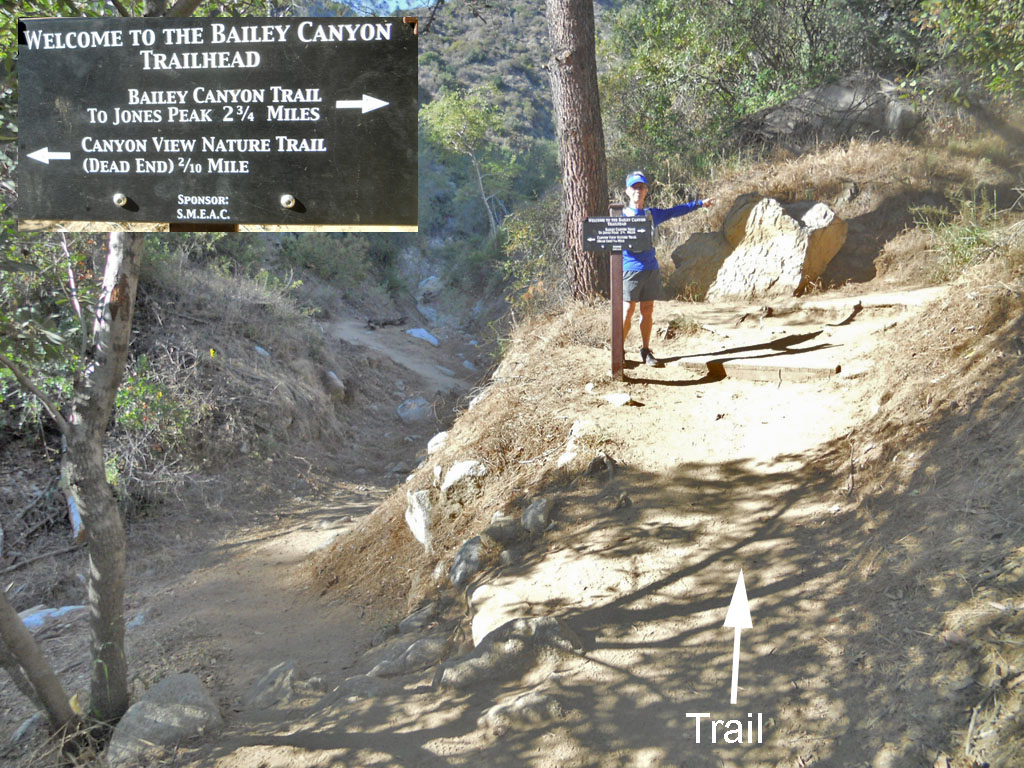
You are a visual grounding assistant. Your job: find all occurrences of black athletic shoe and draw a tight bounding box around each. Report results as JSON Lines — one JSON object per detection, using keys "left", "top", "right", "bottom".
{"left": 641, "top": 348, "right": 660, "bottom": 367}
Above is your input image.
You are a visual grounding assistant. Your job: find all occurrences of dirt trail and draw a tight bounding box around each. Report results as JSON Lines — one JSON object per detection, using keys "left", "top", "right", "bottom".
{"left": 158, "top": 285, "right": 952, "bottom": 768}
{"left": 127, "top": 483, "right": 381, "bottom": 708}
{"left": 326, "top": 317, "right": 480, "bottom": 394}
{"left": 117, "top": 317, "right": 488, "bottom": 714}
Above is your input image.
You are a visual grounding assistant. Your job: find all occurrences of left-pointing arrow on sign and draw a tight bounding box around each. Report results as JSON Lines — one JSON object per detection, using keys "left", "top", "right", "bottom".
{"left": 335, "top": 94, "right": 389, "bottom": 114}
{"left": 27, "top": 147, "right": 72, "bottom": 164}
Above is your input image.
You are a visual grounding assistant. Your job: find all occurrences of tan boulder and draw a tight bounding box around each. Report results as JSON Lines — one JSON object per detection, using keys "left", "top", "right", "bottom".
{"left": 706, "top": 197, "right": 848, "bottom": 301}
{"left": 667, "top": 232, "right": 734, "bottom": 300}
{"left": 722, "top": 192, "right": 764, "bottom": 248}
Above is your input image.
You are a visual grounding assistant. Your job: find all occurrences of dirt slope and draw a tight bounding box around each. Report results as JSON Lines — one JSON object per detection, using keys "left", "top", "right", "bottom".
{"left": 157, "top": 269, "right": 1023, "bottom": 768}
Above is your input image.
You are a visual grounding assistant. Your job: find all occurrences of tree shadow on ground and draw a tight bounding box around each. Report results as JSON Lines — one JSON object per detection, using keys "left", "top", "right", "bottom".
{"left": 179, "top": 312, "right": 1023, "bottom": 768}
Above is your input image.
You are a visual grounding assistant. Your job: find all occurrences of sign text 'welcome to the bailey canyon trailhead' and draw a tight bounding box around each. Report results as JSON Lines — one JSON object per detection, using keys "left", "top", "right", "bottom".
{"left": 18, "top": 16, "right": 417, "bottom": 229}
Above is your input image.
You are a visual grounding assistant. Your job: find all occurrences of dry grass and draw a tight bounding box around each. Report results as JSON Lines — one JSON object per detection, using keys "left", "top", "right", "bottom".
{"left": 310, "top": 302, "right": 611, "bottom": 615}
{"left": 21, "top": 717, "right": 111, "bottom": 768}
{"left": 834, "top": 243, "right": 1024, "bottom": 765}
{"left": 134, "top": 252, "right": 349, "bottom": 476}
{"left": 656, "top": 131, "right": 1023, "bottom": 292}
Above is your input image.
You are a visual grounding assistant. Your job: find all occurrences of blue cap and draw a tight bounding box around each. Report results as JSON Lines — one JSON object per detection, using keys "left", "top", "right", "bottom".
{"left": 626, "top": 171, "right": 648, "bottom": 188}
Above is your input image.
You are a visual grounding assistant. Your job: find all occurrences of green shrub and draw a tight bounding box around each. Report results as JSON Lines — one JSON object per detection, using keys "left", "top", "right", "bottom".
{"left": 500, "top": 193, "right": 565, "bottom": 316}
{"left": 915, "top": 191, "right": 1002, "bottom": 281}
{"left": 278, "top": 233, "right": 371, "bottom": 288}
{"left": 917, "top": 0, "right": 1024, "bottom": 97}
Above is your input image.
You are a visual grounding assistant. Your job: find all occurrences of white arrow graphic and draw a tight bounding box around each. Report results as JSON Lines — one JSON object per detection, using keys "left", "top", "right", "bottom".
{"left": 27, "top": 147, "right": 71, "bottom": 164}
{"left": 723, "top": 569, "right": 753, "bottom": 705}
{"left": 335, "top": 94, "right": 389, "bottom": 114}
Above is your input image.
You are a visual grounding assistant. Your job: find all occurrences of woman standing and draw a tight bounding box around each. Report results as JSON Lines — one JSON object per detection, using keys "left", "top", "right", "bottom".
{"left": 622, "top": 170, "right": 715, "bottom": 366}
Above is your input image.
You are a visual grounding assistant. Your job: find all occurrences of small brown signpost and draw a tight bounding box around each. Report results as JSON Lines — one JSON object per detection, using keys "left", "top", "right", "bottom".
{"left": 583, "top": 211, "right": 653, "bottom": 379}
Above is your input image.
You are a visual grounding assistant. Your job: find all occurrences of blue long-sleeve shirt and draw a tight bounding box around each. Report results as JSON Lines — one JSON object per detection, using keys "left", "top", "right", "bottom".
{"left": 622, "top": 201, "right": 704, "bottom": 271}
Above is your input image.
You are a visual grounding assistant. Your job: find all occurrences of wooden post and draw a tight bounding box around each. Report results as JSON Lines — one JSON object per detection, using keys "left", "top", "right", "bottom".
{"left": 609, "top": 202, "right": 624, "bottom": 379}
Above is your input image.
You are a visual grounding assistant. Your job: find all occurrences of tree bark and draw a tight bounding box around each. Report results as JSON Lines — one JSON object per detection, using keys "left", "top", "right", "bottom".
{"left": 63, "top": 232, "right": 142, "bottom": 723}
{"left": 469, "top": 152, "right": 498, "bottom": 238}
{"left": 0, "top": 591, "right": 77, "bottom": 730}
{"left": 544, "top": 0, "right": 610, "bottom": 299}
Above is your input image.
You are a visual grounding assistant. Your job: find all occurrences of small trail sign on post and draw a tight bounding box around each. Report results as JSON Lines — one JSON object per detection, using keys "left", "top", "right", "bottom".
{"left": 17, "top": 16, "right": 418, "bottom": 231}
{"left": 582, "top": 216, "right": 653, "bottom": 254}
{"left": 583, "top": 212, "right": 653, "bottom": 379}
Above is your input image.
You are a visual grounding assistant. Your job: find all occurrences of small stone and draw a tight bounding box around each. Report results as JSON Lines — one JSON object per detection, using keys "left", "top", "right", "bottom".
{"left": 483, "top": 515, "right": 528, "bottom": 546}
{"left": 432, "top": 560, "right": 450, "bottom": 588}
{"left": 399, "top": 602, "right": 438, "bottom": 634}
{"left": 332, "top": 675, "right": 399, "bottom": 701}
{"left": 244, "top": 660, "right": 302, "bottom": 709}
{"left": 478, "top": 688, "right": 566, "bottom": 737}
{"left": 450, "top": 536, "right": 490, "bottom": 588}
{"left": 602, "top": 393, "right": 633, "bottom": 407}
{"left": 499, "top": 545, "right": 531, "bottom": 567}
{"left": 325, "top": 370, "right": 347, "bottom": 402}
{"left": 397, "top": 396, "right": 433, "bottom": 423}
{"left": 406, "top": 328, "right": 440, "bottom": 346}
{"left": 10, "top": 712, "right": 45, "bottom": 744}
{"left": 522, "top": 498, "right": 553, "bottom": 536}
{"left": 416, "top": 275, "right": 443, "bottom": 302}
{"left": 441, "top": 460, "right": 489, "bottom": 499}
{"left": 427, "top": 431, "right": 449, "bottom": 455}
{"left": 368, "top": 634, "right": 452, "bottom": 678}
{"left": 436, "top": 617, "right": 584, "bottom": 690}
{"left": 404, "top": 489, "right": 433, "bottom": 549}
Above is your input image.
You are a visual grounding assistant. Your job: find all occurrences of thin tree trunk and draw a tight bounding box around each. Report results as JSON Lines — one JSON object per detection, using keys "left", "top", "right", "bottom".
{"left": 469, "top": 152, "right": 498, "bottom": 238}
{"left": 545, "top": 0, "right": 609, "bottom": 299}
{"left": 0, "top": 591, "right": 76, "bottom": 729}
{"left": 63, "top": 232, "right": 142, "bottom": 723}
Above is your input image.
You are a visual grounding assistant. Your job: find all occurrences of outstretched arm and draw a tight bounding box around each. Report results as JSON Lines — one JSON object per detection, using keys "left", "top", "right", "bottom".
{"left": 650, "top": 197, "right": 715, "bottom": 226}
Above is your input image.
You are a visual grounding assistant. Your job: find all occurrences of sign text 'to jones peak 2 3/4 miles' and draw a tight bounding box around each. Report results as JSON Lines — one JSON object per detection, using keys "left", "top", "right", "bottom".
{"left": 17, "top": 16, "right": 417, "bottom": 230}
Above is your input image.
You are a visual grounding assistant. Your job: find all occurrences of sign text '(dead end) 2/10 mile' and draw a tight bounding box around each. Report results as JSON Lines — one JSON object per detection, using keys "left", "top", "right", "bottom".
{"left": 17, "top": 16, "right": 417, "bottom": 229}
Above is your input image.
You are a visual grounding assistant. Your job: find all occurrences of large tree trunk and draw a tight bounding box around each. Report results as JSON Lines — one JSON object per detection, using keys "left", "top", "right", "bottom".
{"left": 544, "top": 0, "right": 609, "bottom": 299}
{"left": 64, "top": 232, "right": 142, "bottom": 723}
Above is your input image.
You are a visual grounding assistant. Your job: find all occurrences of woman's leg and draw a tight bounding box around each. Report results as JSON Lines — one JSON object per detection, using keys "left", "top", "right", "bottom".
{"left": 623, "top": 301, "right": 637, "bottom": 348}
{"left": 639, "top": 300, "right": 655, "bottom": 350}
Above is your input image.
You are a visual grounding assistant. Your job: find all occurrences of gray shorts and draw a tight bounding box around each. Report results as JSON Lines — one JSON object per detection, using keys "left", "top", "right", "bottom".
{"left": 623, "top": 269, "right": 662, "bottom": 303}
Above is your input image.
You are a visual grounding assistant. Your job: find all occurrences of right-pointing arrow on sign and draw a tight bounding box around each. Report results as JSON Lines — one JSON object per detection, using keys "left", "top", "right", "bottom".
{"left": 27, "top": 147, "right": 71, "bottom": 164}
{"left": 335, "top": 94, "right": 389, "bottom": 114}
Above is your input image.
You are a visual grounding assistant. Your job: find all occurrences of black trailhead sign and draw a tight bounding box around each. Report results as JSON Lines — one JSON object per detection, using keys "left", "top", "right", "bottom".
{"left": 582, "top": 216, "right": 653, "bottom": 253}
{"left": 17, "top": 16, "right": 417, "bottom": 229}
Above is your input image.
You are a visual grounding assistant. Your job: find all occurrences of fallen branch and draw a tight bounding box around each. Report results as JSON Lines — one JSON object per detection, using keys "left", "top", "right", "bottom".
{"left": 2, "top": 546, "right": 82, "bottom": 575}
{"left": 13, "top": 479, "right": 57, "bottom": 521}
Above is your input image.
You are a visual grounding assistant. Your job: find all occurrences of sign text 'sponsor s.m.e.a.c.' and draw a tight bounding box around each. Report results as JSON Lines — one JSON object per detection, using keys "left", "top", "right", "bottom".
{"left": 17, "top": 17, "right": 417, "bottom": 229}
